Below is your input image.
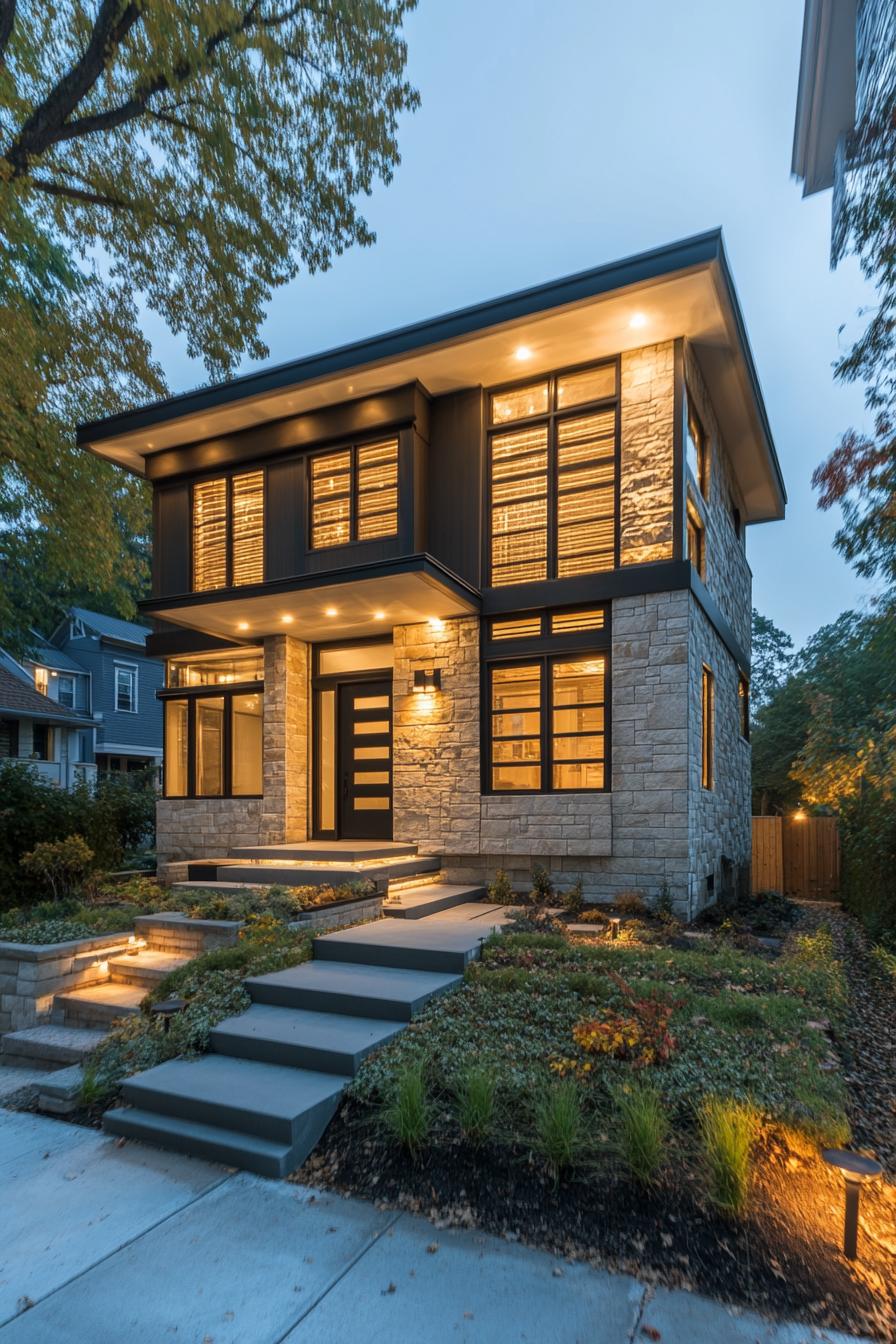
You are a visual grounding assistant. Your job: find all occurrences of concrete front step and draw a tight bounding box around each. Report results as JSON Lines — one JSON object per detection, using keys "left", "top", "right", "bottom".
{"left": 103, "top": 1107, "right": 300, "bottom": 1179}
{"left": 1, "top": 1024, "right": 107, "bottom": 1069}
{"left": 211, "top": 1003, "right": 404, "bottom": 1075}
{"left": 229, "top": 841, "right": 419, "bottom": 863}
{"left": 108, "top": 950, "right": 190, "bottom": 988}
{"left": 207, "top": 854, "right": 441, "bottom": 889}
{"left": 121, "top": 1054, "right": 349, "bottom": 1145}
{"left": 314, "top": 917, "right": 488, "bottom": 974}
{"left": 53, "top": 982, "right": 146, "bottom": 1028}
{"left": 383, "top": 883, "right": 486, "bottom": 919}
{"left": 245, "top": 960, "right": 461, "bottom": 1022}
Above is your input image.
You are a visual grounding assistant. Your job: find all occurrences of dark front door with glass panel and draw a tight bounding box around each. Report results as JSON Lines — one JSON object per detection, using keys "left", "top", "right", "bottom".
{"left": 337, "top": 680, "right": 393, "bottom": 839}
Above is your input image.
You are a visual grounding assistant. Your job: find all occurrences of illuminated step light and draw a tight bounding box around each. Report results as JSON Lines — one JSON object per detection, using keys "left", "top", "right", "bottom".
{"left": 413, "top": 669, "right": 442, "bottom": 693}
{"left": 822, "top": 1149, "right": 883, "bottom": 1260}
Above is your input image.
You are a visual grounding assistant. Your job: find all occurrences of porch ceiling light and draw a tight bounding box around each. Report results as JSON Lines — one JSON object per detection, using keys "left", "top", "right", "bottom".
{"left": 822, "top": 1149, "right": 882, "bottom": 1260}
{"left": 514, "top": 344, "right": 533, "bottom": 361}
{"left": 281, "top": 615, "right": 294, "bottom": 625}
{"left": 413, "top": 669, "right": 441, "bottom": 693}
{"left": 373, "top": 611, "right": 385, "bottom": 621}
{"left": 629, "top": 311, "right": 648, "bottom": 329}
{"left": 237, "top": 621, "right": 250, "bottom": 632}
{"left": 325, "top": 607, "right": 338, "bottom": 617}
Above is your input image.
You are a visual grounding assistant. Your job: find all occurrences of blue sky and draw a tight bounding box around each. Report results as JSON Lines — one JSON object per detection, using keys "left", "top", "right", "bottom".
{"left": 147, "top": 0, "right": 876, "bottom": 648}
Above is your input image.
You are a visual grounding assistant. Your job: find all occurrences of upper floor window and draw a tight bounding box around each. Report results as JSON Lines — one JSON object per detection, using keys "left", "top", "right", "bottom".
{"left": 488, "top": 362, "right": 618, "bottom": 587}
{"left": 33, "top": 666, "right": 48, "bottom": 696}
{"left": 738, "top": 674, "right": 750, "bottom": 740}
{"left": 701, "top": 665, "right": 715, "bottom": 790}
{"left": 686, "top": 501, "right": 705, "bottom": 580}
{"left": 685, "top": 390, "right": 709, "bottom": 497}
{"left": 57, "top": 675, "right": 74, "bottom": 708}
{"left": 192, "top": 470, "right": 264, "bottom": 591}
{"left": 310, "top": 439, "right": 399, "bottom": 550}
{"left": 167, "top": 649, "right": 264, "bottom": 688}
{"left": 115, "top": 666, "right": 137, "bottom": 713}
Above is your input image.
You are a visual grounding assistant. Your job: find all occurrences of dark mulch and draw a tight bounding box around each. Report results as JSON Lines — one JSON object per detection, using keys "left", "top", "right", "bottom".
{"left": 297, "top": 1106, "right": 895, "bottom": 1340}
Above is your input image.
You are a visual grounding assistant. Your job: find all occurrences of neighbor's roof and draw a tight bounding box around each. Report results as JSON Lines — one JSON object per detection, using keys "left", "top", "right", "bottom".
{"left": 77, "top": 229, "right": 785, "bottom": 523}
{"left": 24, "top": 632, "right": 88, "bottom": 677}
{"left": 0, "top": 665, "right": 91, "bottom": 725}
{"left": 69, "top": 607, "right": 151, "bottom": 648}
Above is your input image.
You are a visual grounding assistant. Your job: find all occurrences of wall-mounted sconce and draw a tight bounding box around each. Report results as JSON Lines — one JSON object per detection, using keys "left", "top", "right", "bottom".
{"left": 413, "top": 669, "right": 442, "bottom": 693}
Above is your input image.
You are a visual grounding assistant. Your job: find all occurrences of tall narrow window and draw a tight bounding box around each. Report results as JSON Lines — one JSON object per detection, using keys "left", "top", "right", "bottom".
{"left": 231, "top": 692, "right": 263, "bottom": 796}
{"left": 738, "top": 675, "right": 750, "bottom": 741}
{"left": 686, "top": 391, "right": 709, "bottom": 497}
{"left": 551, "top": 657, "right": 606, "bottom": 789}
{"left": 702, "top": 666, "right": 715, "bottom": 790}
{"left": 192, "top": 471, "right": 264, "bottom": 591}
{"left": 57, "top": 675, "right": 75, "bottom": 708}
{"left": 115, "top": 666, "right": 137, "bottom": 713}
{"left": 310, "top": 439, "right": 399, "bottom": 548}
{"left": 196, "top": 697, "right": 225, "bottom": 797}
{"left": 489, "top": 664, "right": 542, "bottom": 790}
{"left": 165, "top": 700, "right": 189, "bottom": 797}
{"left": 33, "top": 666, "right": 48, "bottom": 696}
{"left": 488, "top": 361, "right": 617, "bottom": 587}
{"left": 687, "top": 503, "right": 705, "bottom": 580}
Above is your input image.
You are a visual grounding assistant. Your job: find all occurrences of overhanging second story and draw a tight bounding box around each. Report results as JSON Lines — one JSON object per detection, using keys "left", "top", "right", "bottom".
{"left": 77, "top": 231, "right": 785, "bottom": 654}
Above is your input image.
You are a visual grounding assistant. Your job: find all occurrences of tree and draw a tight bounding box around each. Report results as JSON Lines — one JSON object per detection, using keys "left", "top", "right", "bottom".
{"left": 0, "top": 1, "right": 418, "bottom": 650}
{"left": 749, "top": 608, "right": 793, "bottom": 710}
{"left": 750, "top": 676, "right": 809, "bottom": 815}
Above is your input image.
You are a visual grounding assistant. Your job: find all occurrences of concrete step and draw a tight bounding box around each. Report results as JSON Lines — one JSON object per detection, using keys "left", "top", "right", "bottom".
{"left": 245, "top": 959, "right": 460, "bottom": 1021}
{"left": 108, "top": 950, "right": 190, "bottom": 988}
{"left": 103, "top": 1107, "right": 298, "bottom": 1179}
{"left": 314, "top": 918, "right": 487, "bottom": 974}
{"left": 214, "top": 855, "right": 441, "bottom": 888}
{"left": 211, "top": 1003, "right": 403, "bottom": 1075}
{"left": 37, "top": 1064, "right": 84, "bottom": 1115}
{"left": 120, "top": 1054, "right": 348, "bottom": 1146}
{"left": 1, "top": 1024, "right": 107, "bottom": 1069}
{"left": 228, "top": 841, "right": 419, "bottom": 862}
{"left": 383, "top": 883, "right": 486, "bottom": 919}
{"left": 53, "top": 983, "right": 146, "bottom": 1028}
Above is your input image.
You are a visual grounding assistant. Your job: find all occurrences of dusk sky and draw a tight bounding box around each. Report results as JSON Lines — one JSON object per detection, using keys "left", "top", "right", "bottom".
{"left": 145, "top": 0, "right": 878, "bottom": 648}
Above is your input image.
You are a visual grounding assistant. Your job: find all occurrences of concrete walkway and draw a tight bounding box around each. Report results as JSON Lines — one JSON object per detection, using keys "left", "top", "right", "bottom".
{"left": 0, "top": 1111, "right": 869, "bottom": 1344}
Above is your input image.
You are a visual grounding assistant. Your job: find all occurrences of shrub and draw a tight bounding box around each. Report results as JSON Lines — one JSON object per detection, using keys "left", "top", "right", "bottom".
{"left": 454, "top": 1065, "right": 496, "bottom": 1146}
{"left": 487, "top": 868, "right": 515, "bottom": 904}
{"left": 533, "top": 1078, "right": 585, "bottom": 1177}
{"left": 382, "top": 1064, "right": 430, "bottom": 1154}
{"left": 530, "top": 863, "right": 555, "bottom": 903}
{"left": 653, "top": 881, "right": 676, "bottom": 924}
{"left": 698, "top": 1097, "right": 759, "bottom": 1215}
{"left": 20, "top": 835, "right": 94, "bottom": 900}
{"left": 615, "top": 890, "right": 646, "bottom": 916}
{"left": 788, "top": 926, "right": 835, "bottom": 966}
{"left": 554, "top": 973, "right": 677, "bottom": 1073}
{"left": 562, "top": 880, "right": 585, "bottom": 919}
{"left": 613, "top": 1080, "right": 669, "bottom": 1186}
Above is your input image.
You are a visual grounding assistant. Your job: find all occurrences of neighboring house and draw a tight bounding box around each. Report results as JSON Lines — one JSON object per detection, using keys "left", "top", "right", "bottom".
{"left": 76, "top": 230, "right": 785, "bottom": 916}
{"left": 792, "top": 0, "right": 895, "bottom": 252}
{"left": 0, "top": 657, "right": 96, "bottom": 790}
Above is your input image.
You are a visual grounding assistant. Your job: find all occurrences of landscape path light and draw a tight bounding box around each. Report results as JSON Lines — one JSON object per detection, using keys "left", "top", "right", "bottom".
{"left": 821, "top": 1148, "right": 883, "bottom": 1260}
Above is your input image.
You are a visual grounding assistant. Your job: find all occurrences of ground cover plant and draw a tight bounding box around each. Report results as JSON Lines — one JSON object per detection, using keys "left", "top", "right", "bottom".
{"left": 298, "top": 910, "right": 895, "bottom": 1340}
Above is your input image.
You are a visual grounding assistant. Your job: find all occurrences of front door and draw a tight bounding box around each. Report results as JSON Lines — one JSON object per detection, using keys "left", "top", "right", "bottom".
{"left": 337, "top": 679, "right": 393, "bottom": 839}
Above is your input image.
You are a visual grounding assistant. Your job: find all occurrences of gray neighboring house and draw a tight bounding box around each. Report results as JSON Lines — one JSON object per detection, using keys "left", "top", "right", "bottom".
{"left": 0, "top": 657, "right": 96, "bottom": 790}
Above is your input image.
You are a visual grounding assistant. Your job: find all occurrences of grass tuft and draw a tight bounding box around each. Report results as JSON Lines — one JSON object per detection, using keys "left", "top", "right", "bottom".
{"left": 612, "top": 1080, "right": 668, "bottom": 1185}
{"left": 698, "top": 1096, "right": 759, "bottom": 1215}
{"left": 454, "top": 1065, "right": 497, "bottom": 1145}
{"left": 534, "top": 1078, "right": 585, "bottom": 1178}
{"left": 382, "top": 1064, "right": 430, "bottom": 1155}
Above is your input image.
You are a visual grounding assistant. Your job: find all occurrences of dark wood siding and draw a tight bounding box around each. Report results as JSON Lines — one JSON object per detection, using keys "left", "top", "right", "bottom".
{"left": 426, "top": 388, "right": 484, "bottom": 587}
{"left": 154, "top": 486, "right": 190, "bottom": 597}
{"left": 265, "top": 458, "right": 304, "bottom": 581}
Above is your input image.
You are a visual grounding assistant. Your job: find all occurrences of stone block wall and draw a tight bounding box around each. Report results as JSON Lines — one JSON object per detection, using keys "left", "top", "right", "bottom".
{"left": 619, "top": 342, "right": 675, "bottom": 566}
{"left": 0, "top": 932, "right": 134, "bottom": 1032}
{"left": 156, "top": 634, "right": 309, "bottom": 869}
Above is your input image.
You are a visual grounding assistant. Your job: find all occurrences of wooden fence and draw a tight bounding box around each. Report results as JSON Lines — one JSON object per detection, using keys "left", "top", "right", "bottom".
{"left": 751, "top": 815, "right": 840, "bottom": 900}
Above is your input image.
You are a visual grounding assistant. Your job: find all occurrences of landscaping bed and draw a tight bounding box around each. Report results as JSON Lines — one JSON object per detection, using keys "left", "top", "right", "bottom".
{"left": 294, "top": 908, "right": 895, "bottom": 1341}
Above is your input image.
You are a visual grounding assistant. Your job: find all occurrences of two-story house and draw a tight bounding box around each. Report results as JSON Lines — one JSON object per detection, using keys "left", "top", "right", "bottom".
{"left": 77, "top": 231, "right": 785, "bottom": 916}
{"left": 0, "top": 655, "right": 96, "bottom": 790}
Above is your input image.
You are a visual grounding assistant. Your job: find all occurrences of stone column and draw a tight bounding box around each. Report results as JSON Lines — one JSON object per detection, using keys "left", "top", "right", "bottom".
{"left": 262, "top": 635, "right": 309, "bottom": 843}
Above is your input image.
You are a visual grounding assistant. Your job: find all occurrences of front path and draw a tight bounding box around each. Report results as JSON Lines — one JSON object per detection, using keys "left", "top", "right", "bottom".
{"left": 0, "top": 1111, "right": 868, "bottom": 1343}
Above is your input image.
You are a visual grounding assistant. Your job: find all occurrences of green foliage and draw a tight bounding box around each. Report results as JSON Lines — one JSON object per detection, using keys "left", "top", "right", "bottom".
{"left": 530, "top": 863, "right": 555, "bottom": 902}
{"left": 562, "top": 880, "right": 585, "bottom": 919}
{"left": 487, "top": 869, "right": 515, "bottom": 905}
{"left": 454, "top": 1066, "right": 497, "bottom": 1146}
{"left": 0, "top": 1, "right": 419, "bottom": 649}
{"left": 750, "top": 676, "right": 810, "bottom": 815}
{"left": 653, "top": 881, "right": 676, "bottom": 924}
{"left": 382, "top": 1064, "right": 430, "bottom": 1155}
{"left": 533, "top": 1078, "right": 585, "bottom": 1177}
{"left": 612, "top": 1080, "right": 669, "bottom": 1186}
{"left": 750, "top": 609, "right": 794, "bottom": 710}
{"left": 20, "top": 834, "right": 93, "bottom": 900}
{"left": 698, "top": 1097, "right": 759, "bottom": 1216}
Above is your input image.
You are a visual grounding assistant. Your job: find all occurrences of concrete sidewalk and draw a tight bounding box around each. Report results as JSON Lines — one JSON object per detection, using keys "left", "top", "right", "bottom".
{"left": 0, "top": 1111, "right": 868, "bottom": 1344}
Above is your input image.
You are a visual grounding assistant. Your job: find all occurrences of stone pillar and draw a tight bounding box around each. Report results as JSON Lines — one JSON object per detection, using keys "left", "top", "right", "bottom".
{"left": 619, "top": 341, "right": 675, "bottom": 566}
{"left": 262, "top": 635, "right": 309, "bottom": 843}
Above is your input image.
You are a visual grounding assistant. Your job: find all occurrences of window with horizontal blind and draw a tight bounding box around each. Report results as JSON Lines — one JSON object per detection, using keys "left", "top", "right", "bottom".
{"left": 488, "top": 362, "right": 618, "bottom": 586}
{"left": 192, "top": 470, "right": 264, "bottom": 591}
{"left": 310, "top": 439, "right": 399, "bottom": 549}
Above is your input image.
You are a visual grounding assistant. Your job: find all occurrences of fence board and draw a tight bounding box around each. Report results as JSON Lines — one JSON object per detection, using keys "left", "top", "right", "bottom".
{"left": 751, "top": 816, "right": 783, "bottom": 892}
{"left": 751, "top": 815, "right": 840, "bottom": 900}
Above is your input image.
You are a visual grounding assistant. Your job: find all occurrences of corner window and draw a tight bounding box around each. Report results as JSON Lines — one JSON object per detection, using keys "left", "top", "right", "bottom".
{"left": 687, "top": 502, "right": 705, "bottom": 580}
{"left": 192, "top": 469, "right": 264, "bottom": 591}
{"left": 701, "top": 665, "right": 715, "bottom": 790}
{"left": 485, "top": 607, "right": 610, "bottom": 793}
{"left": 162, "top": 667, "right": 263, "bottom": 798}
{"left": 488, "top": 362, "right": 618, "bottom": 586}
{"left": 57, "top": 675, "right": 74, "bottom": 708}
{"left": 738, "top": 675, "right": 750, "bottom": 741}
{"left": 309, "top": 439, "right": 398, "bottom": 549}
{"left": 686, "top": 390, "right": 709, "bottom": 497}
{"left": 115, "top": 666, "right": 137, "bottom": 713}
{"left": 33, "top": 667, "right": 48, "bottom": 696}
{"left": 167, "top": 649, "right": 264, "bottom": 687}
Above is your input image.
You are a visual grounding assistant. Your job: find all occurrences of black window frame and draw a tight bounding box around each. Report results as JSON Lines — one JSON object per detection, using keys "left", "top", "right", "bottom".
{"left": 483, "top": 358, "right": 621, "bottom": 589}
{"left": 482, "top": 607, "right": 611, "bottom": 796}
{"left": 701, "top": 664, "right": 715, "bottom": 790}
{"left": 738, "top": 674, "right": 750, "bottom": 742}
{"left": 307, "top": 437, "right": 400, "bottom": 552}
{"left": 159, "top": 679, "right": 264, "bottom": 799}
{"left": 190, "top": 467, "right": 266, "bottom": 593}
{"left": 685, "top": 386, "right": 710, "bottom": 498}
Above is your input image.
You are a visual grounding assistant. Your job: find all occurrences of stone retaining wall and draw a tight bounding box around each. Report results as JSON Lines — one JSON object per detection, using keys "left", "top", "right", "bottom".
{"left": 0, "top": 932, "right": 134, "bottom": 1033}
{"left": 135, "top": 914, "right": 243, "bottom": 957}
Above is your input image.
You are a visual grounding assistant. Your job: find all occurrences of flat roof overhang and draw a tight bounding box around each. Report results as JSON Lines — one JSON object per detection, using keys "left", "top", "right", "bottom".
{"left": 139, "top": 554, "right": 480, "bottom": 645}
{"left": 792, "top": 0, "right": 857, "bottom": 195}
{"left": 78, "top": 229, "right": 785, "bottom": 525}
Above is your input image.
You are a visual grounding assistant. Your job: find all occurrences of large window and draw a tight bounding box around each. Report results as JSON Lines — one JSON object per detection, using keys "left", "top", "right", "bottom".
{"left": 702, "top": 665, "right": 715, "bottom": 790}
{"left": 192, "top": 469, "right": 264, "bottom": 591}
{"left": 485, "top": 607, "right": 609, "bottom": 793}
{"left": 310, "top": 439, "right": 399, "bottom": 549}
{"left": 162, "top": 662, "right": 263, "bottom": 798}
{"left": 488, "top": 362, "right": 618, "bottom": 587}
